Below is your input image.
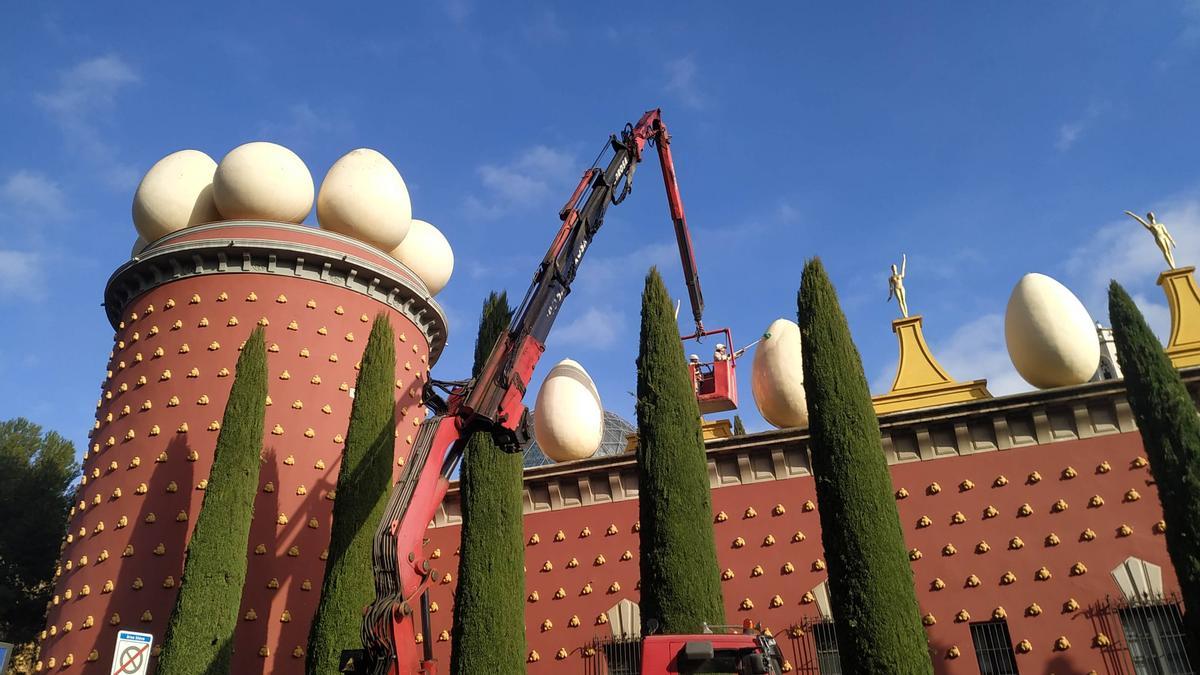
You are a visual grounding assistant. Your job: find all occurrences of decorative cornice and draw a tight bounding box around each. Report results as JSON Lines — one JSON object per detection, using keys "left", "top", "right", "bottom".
{"left": 431, "top": 370, "right": 1195, "bottom": 527}
{"left": 104, "top": 221, "right": 449, "bottom": 363}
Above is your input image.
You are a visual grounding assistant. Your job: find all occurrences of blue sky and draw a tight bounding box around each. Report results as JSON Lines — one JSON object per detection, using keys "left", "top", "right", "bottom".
{"left": 3, "top": 3, "right": 1200, "bottom": 456}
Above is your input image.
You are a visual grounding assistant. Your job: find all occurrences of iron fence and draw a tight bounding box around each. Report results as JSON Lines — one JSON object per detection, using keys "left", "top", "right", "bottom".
{"left": 784, "top": 617, "right": 843, "bottom": 675}
{"left": 1088, "top": 594, "right": 1193, "bottom": 675}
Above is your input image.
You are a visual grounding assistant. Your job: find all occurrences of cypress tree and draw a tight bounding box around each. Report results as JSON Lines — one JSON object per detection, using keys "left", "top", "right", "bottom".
{"left": 158, "top": 328, "right": 267, "bottom": 675}
{"left": 636, "top": 268, "right": 726, "bottom": 632}
{"left": 308, "top": 314, "right": 397, "bottom": 674}
{"left": 450, "top": 292, "right": 526, "bottom": 674}
{"left": 1109, "top": 281, "right": 1200, "bottom": 661}
{"left": 732, "top": 415, "right": 747, "bottom": 436}
{"left": 797, "top": 258, "right": 931, "bottom": 674}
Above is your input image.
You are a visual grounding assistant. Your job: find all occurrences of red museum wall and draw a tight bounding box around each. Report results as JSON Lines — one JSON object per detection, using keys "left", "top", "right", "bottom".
{"left": 422, "top": 431, "right": 1171, "bottom": 674}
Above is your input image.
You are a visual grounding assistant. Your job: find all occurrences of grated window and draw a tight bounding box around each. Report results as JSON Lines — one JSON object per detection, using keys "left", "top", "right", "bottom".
{"left": 970, "top": 620, "right": 1019, "bottom": 675}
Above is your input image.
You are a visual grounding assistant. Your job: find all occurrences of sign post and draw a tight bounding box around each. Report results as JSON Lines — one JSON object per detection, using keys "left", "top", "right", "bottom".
{"left": 109, "top": 630, "right": 154, "bottom": 675}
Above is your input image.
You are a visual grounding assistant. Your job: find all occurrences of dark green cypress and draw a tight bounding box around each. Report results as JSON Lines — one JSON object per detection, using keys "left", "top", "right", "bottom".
{"left": 636, "top": 268, "right": 726, "bottom": 632}
{"left": 450, "top": 291, "right": 526, "bottom": 674}
{"left": 158, "top": 328, "right": 267, "bottom": 675}
{"left": 732, "top": 415, "right": 747, "bottom": 436}
{"left": 797, "top": 258, "right": 931, "bottom": 674}
{"left": 1109, "top": 281, "right": 1200, "bottom": 662}
{"left": 308, "top": 314, "right": 397, "bottom": 674}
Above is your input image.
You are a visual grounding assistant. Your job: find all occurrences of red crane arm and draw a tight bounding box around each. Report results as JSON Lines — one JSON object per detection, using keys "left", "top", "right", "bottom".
{"left": 357, "top": 109, "right": 705, "bottom": 674}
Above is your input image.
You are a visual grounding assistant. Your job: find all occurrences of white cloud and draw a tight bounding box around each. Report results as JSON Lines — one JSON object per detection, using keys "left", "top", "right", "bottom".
{"left": 664, "top": 56, "right": 704, "bottom": 109}
{"left": 0, "top": 250, "right": 44, "bottom": 300}
{"left": 578, "top": 241, "right": 678, "bottom": 296}
{"left": 1064, "top": 195, "right": 1200, "bottom": 320}
{"left": 467, "top": 145, "right": 575, "bottom": 218}
{"left": 440, "top": 0, "right": 471, "bottom": 24}
{"left": 524, "top": 9, "right": 567, "bottom": 42}
{"left": 35, "top": 54, "right": 140, "bottom": 191}
{"left": 551, "top": 306, "right": 625, "bottom": 350}
{"left": 257, "top": 103, "right": 353, "bottom": 148}
{"left": 0, "top": 170, "right": 70, "bottom": 221}
{"left": 1055, "top": 122, "right": 1084, "bottom": 151}
{"left": 871, "top": 313, "right": 1028, "bottom": 397}
{"left": 35, "top": 54, "right": 139, "bottom": 115}
{"left": 1054, "top": 101, "right": 1108, "bottom": 152}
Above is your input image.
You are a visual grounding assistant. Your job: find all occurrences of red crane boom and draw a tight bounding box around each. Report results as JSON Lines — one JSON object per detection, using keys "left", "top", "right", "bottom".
{"left": 355, "top": 109, "right": 705, "bottom": 674}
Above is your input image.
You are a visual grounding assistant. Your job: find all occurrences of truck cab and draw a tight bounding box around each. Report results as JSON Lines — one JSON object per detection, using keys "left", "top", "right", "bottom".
{"left": 594, "top": 627, "right": 785, "bottom": 675}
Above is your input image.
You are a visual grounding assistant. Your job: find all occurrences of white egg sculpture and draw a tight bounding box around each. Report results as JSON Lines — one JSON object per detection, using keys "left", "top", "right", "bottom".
{"left": 131, "top": 149, "right": 221, "bottom": 242}
{"left": 1005, "top": 273, "right": 1100, "bottom": 389}
{"left": 131, "top": 236, "right": 149, "bottom": 257}
{"left": 388, "top": 219, "right": 454, "bottom": 295}
{"left": 534, "top": 359, "right": 604, "bottom": 462}
{"left": 317, "top": 148, "right": 413, "bottom": 250}
{"left": 212, "top": 142, "right": 313, "bottom": 223}
{"left": 751, "top": 318, "right": 809, "bottom": 429}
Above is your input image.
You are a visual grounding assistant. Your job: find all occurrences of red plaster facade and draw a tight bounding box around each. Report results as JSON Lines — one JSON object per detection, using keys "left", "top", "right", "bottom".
{"left": 421, "top": 380, "right": 1185, "bottom": 675}
{"left": 35, "top": 223, "right": 445, "bottom": 674}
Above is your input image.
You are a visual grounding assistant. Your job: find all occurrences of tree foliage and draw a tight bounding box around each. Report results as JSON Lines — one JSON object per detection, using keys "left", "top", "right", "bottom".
{"left": 636, "top": 268, "right": 726, "bottom": 632}
{"left": 797, "top": 258, "right": 931, "bottom": 674}
{"left": 450, "top": 291, "right": 526, "bottom": 674}
{"left": 308, "top": 315, "right": 397, "bottom": 674}
{"left": 0, "top": 418, "right": 77, "bottom": 645}
{"left": 1109, "top": 281, "right": 1200, "bottom": 662}
{"left": 158, "top": 328, "right": 267, "bottom": 675}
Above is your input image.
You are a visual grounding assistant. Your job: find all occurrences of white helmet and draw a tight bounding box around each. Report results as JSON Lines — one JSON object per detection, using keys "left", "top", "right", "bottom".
{"left": 715, "top": 343, "right": 726, "bottom": 351}
{"left": 689, "top": 354, "right": 701, "bottom": 362}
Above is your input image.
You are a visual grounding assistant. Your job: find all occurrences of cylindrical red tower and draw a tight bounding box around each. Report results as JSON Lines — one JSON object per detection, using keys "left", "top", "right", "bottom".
{"left": 35, "top": 221, "right": 447, "bottom": 673}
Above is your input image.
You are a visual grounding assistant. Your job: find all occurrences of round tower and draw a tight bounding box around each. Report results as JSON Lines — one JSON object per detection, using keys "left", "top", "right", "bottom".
{"left": 36, "top": 221, "right": 446, "bottom": 674}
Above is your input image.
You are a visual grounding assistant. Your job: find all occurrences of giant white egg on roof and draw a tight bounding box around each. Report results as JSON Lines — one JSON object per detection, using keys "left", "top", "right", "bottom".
{"left": 212, "top": 142, "right": 313, "bottom": 223}
{"left": 131, "top": 149, "right": 221, "bottom": 242}
{"left": 317, "top": 148, "right": 412, "bottom": 250}
{"left": 1005, "top": 273, "right": 1099, "bottom": 389}
{"left": 388, "top": 219, "right": 454, "bottom": 296}
{"left": 131, "top": 236, "right": 148, "bottom": 257}
{"left": 750, "top": 318, "right": 809, "bottom": 429}
{"left": 534, "top": 359, "right": 604, "bottom": 463}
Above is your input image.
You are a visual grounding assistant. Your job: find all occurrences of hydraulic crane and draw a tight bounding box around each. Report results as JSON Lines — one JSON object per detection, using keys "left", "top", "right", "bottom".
{"left": 355, "top": 109, "right": 712, "bottom": 675}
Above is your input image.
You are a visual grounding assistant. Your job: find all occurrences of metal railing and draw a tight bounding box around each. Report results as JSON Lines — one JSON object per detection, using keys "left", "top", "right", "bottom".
{"left": 1089, "top": 595, "right": 1194, "bottom": 675}
{"left": 785, "top": 618, "right": 843, "bottom": 675}
{"left": 586, "top": 634, "right": 643, "bottom": 675}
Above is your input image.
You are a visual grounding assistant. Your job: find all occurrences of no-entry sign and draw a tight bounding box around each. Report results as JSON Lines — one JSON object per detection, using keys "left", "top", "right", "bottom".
{"left": 109, "top": 630, "right": 153, "bottom": 675}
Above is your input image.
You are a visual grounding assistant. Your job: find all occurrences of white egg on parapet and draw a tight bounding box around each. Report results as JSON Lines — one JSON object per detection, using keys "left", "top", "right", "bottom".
{"left": 131, "top": 149, "right": 221, "bottom": 242}
{"left": 388, "top": 219, "right": 454, "bottom": 296}
{"left": 750, "top": 318, "right": 809, "bottom": 429}
{"left": 212, "top": 142, "right": 314, "bottom": 223}
{"left": 533, "top": 359, "right": 604, "bottom": 463}
{"left": 317, "top": 148, "right": 413, "bottom": 250}
{"left": 1005, "top": 273, "right": 1100, "bottom": 389}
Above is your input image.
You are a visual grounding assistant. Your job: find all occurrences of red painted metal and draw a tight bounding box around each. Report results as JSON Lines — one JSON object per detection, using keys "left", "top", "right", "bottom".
{"left": 684, "top": 327, "right": 739, "bottom": 414}
{"left": 370, "top": 109, "right": 721, "bottom": 674}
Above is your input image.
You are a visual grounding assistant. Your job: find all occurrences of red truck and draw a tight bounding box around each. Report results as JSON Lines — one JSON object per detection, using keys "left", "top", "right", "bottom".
{"left": 589, "top": 623, "right": 786, "bottom": 675}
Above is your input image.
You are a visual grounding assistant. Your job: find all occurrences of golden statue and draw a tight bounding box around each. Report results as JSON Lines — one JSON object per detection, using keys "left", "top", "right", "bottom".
{"left": 1125, "top": 210, "right": 1177, "bottom": 270}
{"left": 887, "top": 253, "right": 908, "bottom": 318}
